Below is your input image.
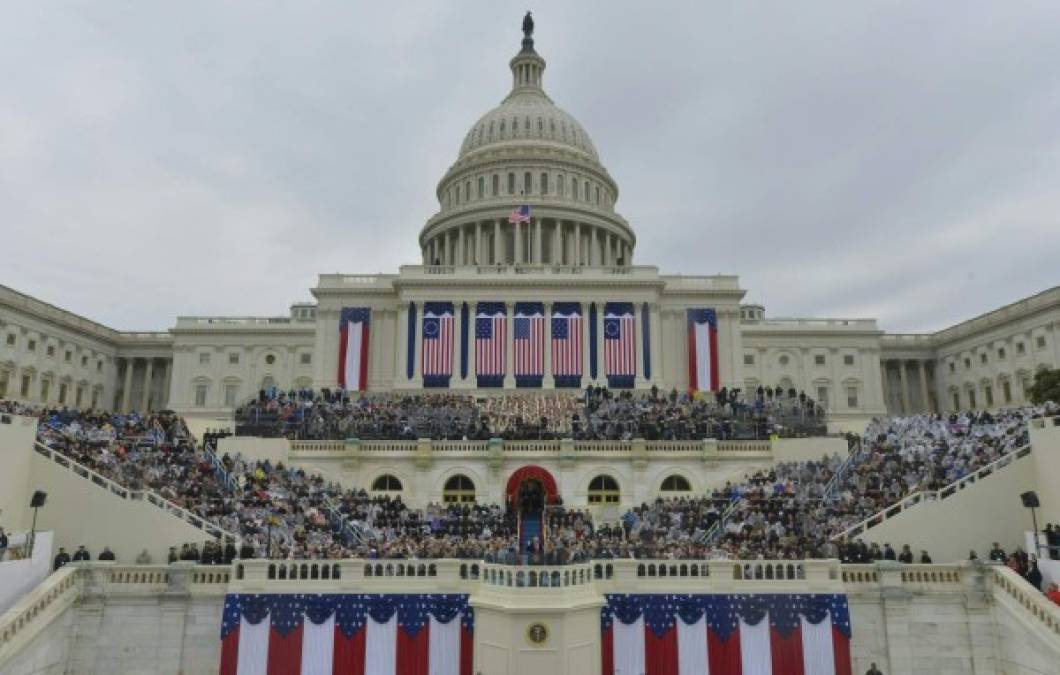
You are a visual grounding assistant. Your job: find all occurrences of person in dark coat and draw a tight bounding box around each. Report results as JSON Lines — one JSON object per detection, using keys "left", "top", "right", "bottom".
{"left": 72, "top": 545, "right": 91, "bottom": 562}
{"left": 1025, "top": 559, "right": 1043, "bottom": 591}
{"left": 54, "top": 547, "right": 71, "bottom": 571}
{"left": 98, "top": 546, "right": 116, "bottom": 561}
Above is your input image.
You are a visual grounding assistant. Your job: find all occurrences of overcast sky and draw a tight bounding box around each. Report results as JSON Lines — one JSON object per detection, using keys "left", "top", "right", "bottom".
{"left": 3, "top": 1, "right": 1059, "bottom": 333}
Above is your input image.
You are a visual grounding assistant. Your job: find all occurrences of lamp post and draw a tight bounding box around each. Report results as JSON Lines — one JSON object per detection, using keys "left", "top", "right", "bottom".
{"left": 28, "top": 491, "right": 47, "bottom": 558}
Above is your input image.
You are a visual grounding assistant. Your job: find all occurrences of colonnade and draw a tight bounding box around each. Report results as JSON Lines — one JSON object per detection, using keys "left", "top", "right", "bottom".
{"left": 117, "top": 357, "right": 172, "bottom": 412}
{"left": 422, "top": 218, "right": 631, "bottom": 267}
{"left": 396, "top": 301, "right": 658, "bottom": 388}
{"left": 880, "top": 359, "right": 935, "bottom": 414}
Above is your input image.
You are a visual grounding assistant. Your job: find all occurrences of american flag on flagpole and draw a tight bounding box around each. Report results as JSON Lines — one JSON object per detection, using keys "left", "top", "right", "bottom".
{"left": 603, "top": 302, "right": 636, "bottom": 387}
{"left": 551, "top": 302, "right": 583, "bottom": 385}
{"left": 508, "top": 204, "right": 530, "bottom": 223}
{"left": 475, "top": 303, "right": 506, "bottom": 387}
{"left": 513, "top": 303, "right": 544, "bottom": 385}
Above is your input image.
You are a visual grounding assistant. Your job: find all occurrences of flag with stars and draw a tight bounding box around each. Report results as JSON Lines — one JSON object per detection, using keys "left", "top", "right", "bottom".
{"left": 422, "top": 302, "right": 455, "bottom": 387}
{"left": 601, "top": 593, "right": 852, "bottom": 675}
{"left": 513, "top": 302, "right": 544, "bottom": 386}
{"left": 603, "top": 302, "right": 636, "bottom": 388}
{"left": 219, "top": 593, "right": 474, "bottom": 675}
{"left": 475, "top": 302, "right": 506, "bottom": 387}
{"left": 551, "top": 302, "right": 583, "bottom": 387}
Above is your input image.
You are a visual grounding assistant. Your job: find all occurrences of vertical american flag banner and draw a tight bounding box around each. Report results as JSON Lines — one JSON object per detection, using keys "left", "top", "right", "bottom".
{"left": 601, "top": 594, "right": 852, "bottom": 675}
{"left": 422, "top": 302, "right": 454, "bottom": 388}
{"left": 337, "top": 308, "right": 370, "bottom": 391}
{"left": 475, "top": 302, "right": 507, "bottom": 388}
{"left": 603, "top": 302, "right": 636, "bottom": 389}
{"left": 551, "top": 302, "right": 583, "bottom": 388}
{"left": 687, "top": 308, "right": 720, "bottom": 393}
{"left": 513, "top": 302, "right": 545, "bottom": 388}
{"left": 219, "top": 593, "right": 473, "bottom": 675}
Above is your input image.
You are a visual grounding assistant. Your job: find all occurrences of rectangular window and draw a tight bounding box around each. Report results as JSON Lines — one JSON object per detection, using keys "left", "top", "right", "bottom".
{"left": 985, "top": 385, "right": 993, "bottom": 407}
{"left": 46, "top": 345, "right": 55, "bottom": 357}
{"left": 1002, "top": 380, "right": 1012, "bottom": 403}
{"left": 814, "top": 354, "right": 826, "bottom": 366}
{"left": 81, "top": 355, "right": 88, "bottom": 367}
{"left": 0, "top": 372, "right": 8, "bottom": 398}
{"left": 968, "top": 390, "right": 977, "bottom": 409}
{"left": 228, "top": 352, "right": 239, "bottom": 365}
{"left": 5, "top": 334, "right": 14, "bottom": 346}
{"left": 964, "top": 358, "right": 971, "bottom": 369}
{"left": 817, "top": 386, "right": 829, "bottom": 408}
{"left": 743, "top": 354, "right": 754, "bottom": 366}
{"left": 224, "top": 383, "right": 239, "bottom": 407}
{"left": 846, "top": 386, "right": 858, "bottom": 408}
{"left": 948, "top": 362, "right": 955, "bottom": 373}
{"left": 952, "top": 392, "right": 960, "bottom": 410}
{"left": 1021, "top": 377, "right": 1031, "bottom": 398}
{"left": 1036, "top": 335, "right": 1047, "bottom": 349}
{"left": 300, "top": 353, "right": 312, "bottom": 365}
{"left": 21, "top": 374, "right": 31, "bottom": 397}
{"left": 97, "top": 360, "right": 103, "bottom": 372}
{"left": 1017, "top": 342, "right": 1026, "bottom": 355}
{"left": 91, "top": 389, "right": 100, "bottom": 408}
{"left": 40, "top": 379, "right": 50, "bottom": 401}
{"left": 844, "top": 354, "right": 854, "bottom": 366}
{"left": 194, "top": 384, "right": 208, "bottom": 408}
{"left": 64, "top": 351, "right": 72, "bottom": 363}
{"left": 75, "top": 386, "right": 84, "bottom": 407}
{"left": 199, "top": 352, "right": 211, "bottom": 365}
{"left": 58, "top": 383, "right": 67, "bottom": 404}
{"left": 997, "top": 348, "right": 1005, "bottom": 360}
{"left": 28, "top": 339, "right": 36, "bottom": 352}
{"left": 980, "top": 352, "right": 987, "bottom": 365}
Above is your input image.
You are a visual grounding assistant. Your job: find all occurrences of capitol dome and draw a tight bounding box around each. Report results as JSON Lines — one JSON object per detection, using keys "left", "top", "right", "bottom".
{"left": 420, "top": 14, "right": 635, "bottom": 269}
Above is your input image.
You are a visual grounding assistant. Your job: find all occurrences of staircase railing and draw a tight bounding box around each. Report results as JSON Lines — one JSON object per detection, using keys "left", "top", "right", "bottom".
{"left": 33, "top": 442, "right": 236, "bottom": 541}
{"left": 831, "top": 444, "right": 1033, "bottom": 541}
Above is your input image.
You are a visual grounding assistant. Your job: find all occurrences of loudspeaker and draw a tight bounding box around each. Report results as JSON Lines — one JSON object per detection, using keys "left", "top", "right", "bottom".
{"left": 29, "top": 490, "right": 47, "bottom": 508}
{"left": 1020, "top": 491, "right": 1040, "bottom": 508}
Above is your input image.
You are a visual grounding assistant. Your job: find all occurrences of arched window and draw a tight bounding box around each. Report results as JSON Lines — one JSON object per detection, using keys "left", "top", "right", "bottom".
{"left": 492, "top": 174, "right": 499, "bottom": 196}
{"left": 588, "top": 475, "right": 620, "bottom": 504}
{"left": 508, "top": 173, "right": 516, "bottom": 194}
{"left": 371, "top": 474, "right": 403, "bottom": 492}
{"left": 443, "top": 474, "right": 476, "bottom": 503}
{"left": 478, "top": 176, "right": 485, "bottom": 199}
{"left": 571, "top": 177, "right": 578, "bottom": 199}
{"left": 465, "top": 180, "right": 471, "bottom": 203}
{"left": 660, "top": 475, "right": 691, "bottom": 492}
{"left": 540, "top": 172, "right": 549, "bottom": 195}
{"left": 584, "top": 181, "right": 590, "bottom": 201}
{"left": 523, "top": 172, "right": 532, "bottom": 195}
{"left": 558, "top": 174, "right": 565, "bottom": 196}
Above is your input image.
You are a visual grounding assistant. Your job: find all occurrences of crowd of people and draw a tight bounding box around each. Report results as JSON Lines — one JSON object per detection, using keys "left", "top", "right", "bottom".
{"left": 234, "top": 385, "right": 827, "bottom": 441}
{"left": 12, "top": 397, "right": 1060, "bottom": 595}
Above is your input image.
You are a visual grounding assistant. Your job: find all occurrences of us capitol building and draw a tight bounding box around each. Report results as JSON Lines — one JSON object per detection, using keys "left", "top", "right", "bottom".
{"left": 1, "top": 20, "right": 1058, "bottom": 434}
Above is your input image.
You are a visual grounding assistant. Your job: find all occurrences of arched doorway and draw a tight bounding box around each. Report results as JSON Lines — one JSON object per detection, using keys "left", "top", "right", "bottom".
{"left": 505, "top": 466, "right": 559, "bottom": 560}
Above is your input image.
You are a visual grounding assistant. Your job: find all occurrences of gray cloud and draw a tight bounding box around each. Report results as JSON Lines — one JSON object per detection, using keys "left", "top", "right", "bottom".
{"left": 2, "top": 1, "right": 1058, "bottom": 332}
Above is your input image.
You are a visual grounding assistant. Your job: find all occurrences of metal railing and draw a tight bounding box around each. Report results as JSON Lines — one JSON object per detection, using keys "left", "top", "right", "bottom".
{"left": 33, "top": 442, "right": 236, "bottom": 542}
{"left": 832, "top": 444, "right": 1033, "bottom": 541}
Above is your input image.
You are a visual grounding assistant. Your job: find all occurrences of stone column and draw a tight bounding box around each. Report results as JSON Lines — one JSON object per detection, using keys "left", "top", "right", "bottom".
{"left": 475, "top": 222, "right": 482, "bottom": 265}
{"left": 634, "top": 303, "right": 646, "bottom": 387}
{"left": 897, "top": 360, "right": 909, "bottom": 414}
{"left": 504, "top": 302, "right": 515, "bottom": 388}
{"left": 582, "top": 302, "right": 593, "bottom": 384}
{"left": 457, "top": 225, "right": 465, "bottom": 266}
{"left": 446, "top": 230, "right": 454, "bottom": 265}
{"left": 121, "top": 358, "right": 134, "bottom": 412}
{"left": 918, "top": 360, "right": 931, "bottom": 413}
{"left": 574, "top": 222, "right": 581, "bottom": 265}
{"left": 161, "top": 360, "right": 172, "bottom": 409}
{"left": 141, "top": 358, "right": 154, "bottom": 412}
{"left": 589, "top": 226, "right": 598, "bottom": 266}
{"left": 649, "top": 304, "right": 662, "bottom": 387}
{"left": 493, "top": 220, "right": 502, "bottom": 264}
{"left": 412, "top": 306, "right": 423, "bottom": 385}
{"left": 396, "top": 303, "right": 409, "bottom": 382}
{"left": 594, "top": 301, "right": 605, "bottom": 384}
{"left": 534, "top": 219, "right": 542, "bottom": 264}
{"left": 543, "top": 302, "right": 554, "bottom": 389}
{"left": 514, "top": 221, "right": 522, "bottom": 264}
{"left": 606, "top": 233, "right": 614, "bottom": 266}
{"left": 454, "top": 303, "right": 465, "bottom": 384}
{"left": 879, "top": 360, "right": 890, "bottom": 413}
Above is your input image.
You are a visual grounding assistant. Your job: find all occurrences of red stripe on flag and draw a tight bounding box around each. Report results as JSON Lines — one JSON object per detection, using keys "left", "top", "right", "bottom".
{"left": 832, "top": 625, "right": 852, "bottom": 675}
{"left": 644, "top": 626, "right": 679, "bottom": 675}
{"left": 707, "top": 628, "right": 742, "bottom": 675}
{"left": 337, "top": 323, "right": 349, "bottom": 389}
{"left": 709, "top": 322, "right": 720, "bottom": 391}
{"left": 358, "top": 321, "right": 370, "bottom": 391}
{"left": 769, "top": 625, "right": 805, "bottom": 675}
{"left": 266, "top": 625, "right": 303, "bottom": 675}
{"left": 687, "top": 319, "right": 698, "bottom": 392}
{"left": 396, "top": 625, "right": 430, "bottom": 675}
{"left": 333, "top": 626, "right": 366, "bottom": 675}
{"left": 460, "top": 625, "right": 474, "bottom": 675}
{"left": 601, "top": 625, "right": 614, "bottom": 675}
{"left": 219, "top": 628, "right": 239, "bottom": 675}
